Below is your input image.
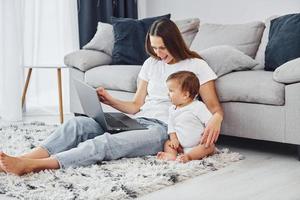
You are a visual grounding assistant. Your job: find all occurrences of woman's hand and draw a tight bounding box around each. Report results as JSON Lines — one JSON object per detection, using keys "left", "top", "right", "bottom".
{"left": 96, "top": 87, "right": 114, "bottom": 106}
{"left": 201, "top": 113, "right": 223, "bottom": 148}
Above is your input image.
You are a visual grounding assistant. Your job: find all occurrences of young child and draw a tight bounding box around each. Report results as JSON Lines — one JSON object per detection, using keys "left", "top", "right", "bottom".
{"left": 157, "top": 71, "right": 215, "bottom": 163}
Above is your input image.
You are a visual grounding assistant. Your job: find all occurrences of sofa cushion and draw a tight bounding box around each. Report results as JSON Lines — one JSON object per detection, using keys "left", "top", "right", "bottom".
{"left": 200, "top": 45, "right": 258, "bottom": 77}
{"left": 265, "top": 13, "right": 300, "bottom": 71}
{"left": 64, "top": 50, "right": 112, "bottom": 71}
{"left": 85, "top": 65, "right": 141, "bottom": 92}
{"left": 273, "top": 57, "right": 300, "bottom": 84}
{"left": 111, "top": 14, "right": 171, "bottom": 65}
{"left": 83, "top": 22, "right": 114, "bottom": 56}
{"left": 175, "top": 18, "right": 200, "bottom": 47}
{"left": 191, "top": 21, "right": 265, "bottom": 58}
{"left": 216, "top": 71, "right": 285, "bottom": 106}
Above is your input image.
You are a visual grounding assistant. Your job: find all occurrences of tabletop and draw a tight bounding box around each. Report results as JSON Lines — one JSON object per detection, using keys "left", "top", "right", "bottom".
{"left": 24, "top": 66, "right": 68, "bottom": 69}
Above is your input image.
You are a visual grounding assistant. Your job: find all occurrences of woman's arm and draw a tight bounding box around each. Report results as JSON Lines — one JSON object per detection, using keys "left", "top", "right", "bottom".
{"left": 199, "top": 80, "right": 224, "bottom": 147}
{"left": 97, "top": 79, "right": 148, "bottom": 114}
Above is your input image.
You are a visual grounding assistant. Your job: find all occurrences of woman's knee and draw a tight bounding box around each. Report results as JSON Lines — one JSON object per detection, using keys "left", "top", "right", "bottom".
{"left": 70, "top": 116, "right": 92, "bottom": 125}
{"left": 63, "top": 117, "right": 84, "bottom": 134}
{"left": 70, "top": 116, "right": 100, "bottom": 129}
{"left": 66, "top": 116, "right": 101, "bottom": 135}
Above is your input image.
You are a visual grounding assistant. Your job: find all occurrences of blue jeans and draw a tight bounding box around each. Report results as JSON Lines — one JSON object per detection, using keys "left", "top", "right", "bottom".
{"left": 40, "top": 116, "right": 168, "bottom": 168}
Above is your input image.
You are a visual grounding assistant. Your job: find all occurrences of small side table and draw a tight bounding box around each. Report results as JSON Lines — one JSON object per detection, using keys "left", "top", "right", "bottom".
{"left": 22, "top": 66, "right": 67, "bottom": 124}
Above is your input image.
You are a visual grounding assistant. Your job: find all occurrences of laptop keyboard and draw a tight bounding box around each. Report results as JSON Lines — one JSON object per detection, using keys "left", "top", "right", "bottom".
{"left": 104, "top": 113, "right": 128, "bottom": 128}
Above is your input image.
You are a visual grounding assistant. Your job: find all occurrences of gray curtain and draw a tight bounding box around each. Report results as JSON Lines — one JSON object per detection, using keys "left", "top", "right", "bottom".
{"left": 78, "top": 0, "right": 138, "bottom": 48}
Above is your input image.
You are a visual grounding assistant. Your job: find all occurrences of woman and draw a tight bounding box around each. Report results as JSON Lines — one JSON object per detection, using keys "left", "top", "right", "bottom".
{"left": 0, "top": 19, "right": 223, "bottom": 176}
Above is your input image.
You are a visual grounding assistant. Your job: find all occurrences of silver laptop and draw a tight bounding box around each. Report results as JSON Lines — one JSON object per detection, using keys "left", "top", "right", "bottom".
{"left": 73, "top": 79, "right": 147, "bottom": 133}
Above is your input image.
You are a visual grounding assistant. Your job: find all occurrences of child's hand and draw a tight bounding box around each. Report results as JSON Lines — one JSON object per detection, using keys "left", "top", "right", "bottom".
{"left": 169, "top": 139, "right": 180, "bottom": 150}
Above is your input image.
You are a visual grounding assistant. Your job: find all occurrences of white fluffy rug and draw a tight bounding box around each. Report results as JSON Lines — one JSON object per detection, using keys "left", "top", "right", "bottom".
{"left": 0, "top": 121, "right": 244, "bottom": 200}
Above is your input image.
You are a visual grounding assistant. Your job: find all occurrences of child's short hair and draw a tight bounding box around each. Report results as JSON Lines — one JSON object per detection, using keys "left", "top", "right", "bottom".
{"left": 167, "top": 71, "right": 200, "bottom": 99}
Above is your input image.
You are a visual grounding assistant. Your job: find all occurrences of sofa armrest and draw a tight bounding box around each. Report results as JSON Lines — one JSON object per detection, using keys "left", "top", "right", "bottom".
{"left": 64, "top": 49, "right": 112, "bottom": 72}
{"left": 285, "top": 82, "right": 300, "bottom": 144}
{"left": 273, "top": 58, "right": 300, "bottom": 84}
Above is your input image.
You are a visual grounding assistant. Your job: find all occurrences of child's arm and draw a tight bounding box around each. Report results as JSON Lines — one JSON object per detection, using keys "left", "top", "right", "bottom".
{"left": 167, "top": 106, "right": 180, "bottom": 149}
{"left": 169, "top": 132, "right": 180, "bottom": 149}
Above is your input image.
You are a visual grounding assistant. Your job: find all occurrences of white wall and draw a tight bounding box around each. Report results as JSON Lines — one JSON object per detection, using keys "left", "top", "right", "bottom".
{"left": 23, "top": 0, "right": 79, "bottom": 116}
{"left": 138, "top": 0, "right": 300, "bottom": 23}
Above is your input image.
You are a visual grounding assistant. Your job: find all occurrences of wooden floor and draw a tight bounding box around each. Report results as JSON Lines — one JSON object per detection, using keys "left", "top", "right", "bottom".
{"left": 139, "top": 136, "right": 300, "bottom": 200}
{"left": 1, "top": 113, "right": 300, "bottom": 200}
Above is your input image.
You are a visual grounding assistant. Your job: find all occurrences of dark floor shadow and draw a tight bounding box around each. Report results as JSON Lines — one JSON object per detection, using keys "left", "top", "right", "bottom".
{"left": 217, "top": 135, "right": 298, "bottom": 159}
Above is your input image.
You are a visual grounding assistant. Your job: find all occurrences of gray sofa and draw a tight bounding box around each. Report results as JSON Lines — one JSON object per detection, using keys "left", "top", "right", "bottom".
{"left": 65, "top": 17, "right": 300, "bottom": 159}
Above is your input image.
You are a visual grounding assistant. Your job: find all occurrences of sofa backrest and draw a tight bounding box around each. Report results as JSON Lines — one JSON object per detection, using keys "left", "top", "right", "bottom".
{"left": 190, "top": 21, "right": 265, "bottom": 59}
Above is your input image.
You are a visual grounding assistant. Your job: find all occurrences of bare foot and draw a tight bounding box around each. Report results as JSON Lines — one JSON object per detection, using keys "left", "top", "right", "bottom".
{"left": 0, "top": 152, "right": 33, "bottom": 176}
{"left": 177, "top": 154, "right": 191, "bottom": 163}
{"left": 0, "top": 152, "right": 6, "bottom": 173}
{"left": 0, "top": 164, "right": 4, "bottom": 173}
{"left": 156, "top": 152, "right": 177, "bottom": 161}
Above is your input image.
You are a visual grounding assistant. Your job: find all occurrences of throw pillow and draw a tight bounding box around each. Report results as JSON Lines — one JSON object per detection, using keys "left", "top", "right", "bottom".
{"left": 254, "top": 15, "right": 278, "bottom": 70}
{"left": 273, "top": 57, "right": 300, "bottom": 84}
{"left": 191, "top": 21, "right": 265, "bottom": 58}
{"left": 64, "top": 50, "right": 112, "bottom": 72}
{"left": 175, "top": 18, "right": 200, "bottom": 47}
{"left": 111, "top": 14, "right": 171, "bottom": 65}
{"left": 83, "top": 22, "right": 114, "bottom": 56}
{"left": 200, "top": 45, "right": 259, "bottom": 77}
{"left": 265, "top": 13, "right": 300, "bottom": 71}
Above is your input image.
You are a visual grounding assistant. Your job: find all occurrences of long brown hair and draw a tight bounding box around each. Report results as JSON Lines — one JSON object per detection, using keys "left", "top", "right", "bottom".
{"left": 145, "top": 18, "right": 201, "bottom": 62}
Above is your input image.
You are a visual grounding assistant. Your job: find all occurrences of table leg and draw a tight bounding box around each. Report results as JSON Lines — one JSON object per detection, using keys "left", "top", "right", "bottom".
{"left": 57, "top": 68, "right": 64, "bottom": 124}
{"left": 22, "top": 68, "right": 32, "bottom": 107}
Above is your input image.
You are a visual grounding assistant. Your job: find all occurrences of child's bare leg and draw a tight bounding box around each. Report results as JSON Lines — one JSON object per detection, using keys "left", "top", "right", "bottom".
{"left": 157, "top": 140, "right": 178, "bottom": 161}
{"left": 0, "top": 152, "right": 59, "bottom": 176}
{"left": 178, "top": 143, "right": 215, "bottom": 163}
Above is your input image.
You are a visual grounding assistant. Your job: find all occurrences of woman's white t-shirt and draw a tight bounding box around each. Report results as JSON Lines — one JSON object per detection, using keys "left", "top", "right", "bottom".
{"left": 134, "top": 57, "right": 217, "bottom": 124}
